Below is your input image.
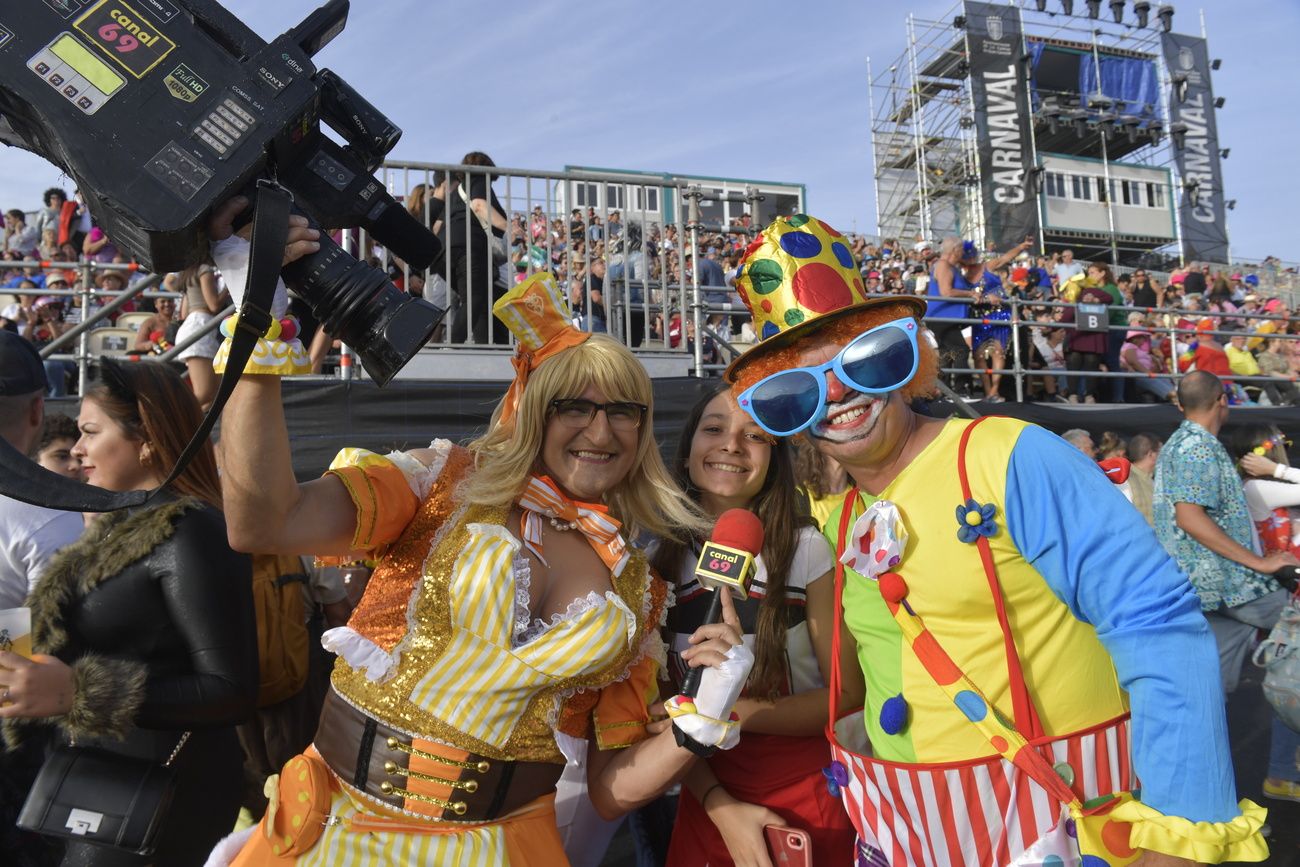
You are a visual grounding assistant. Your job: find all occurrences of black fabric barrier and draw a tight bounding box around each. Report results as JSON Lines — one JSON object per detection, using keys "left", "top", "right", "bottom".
{"left": 271, "top": 377, "right": 721, "bottom": 480}
{"left": 48, "top": 380, "right": 1300, "bottom": 482}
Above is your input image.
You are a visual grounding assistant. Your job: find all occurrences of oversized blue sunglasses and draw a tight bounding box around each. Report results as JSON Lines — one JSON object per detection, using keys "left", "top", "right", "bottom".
{"left": 736, "top": 318, "right": 920, "bottom": 437}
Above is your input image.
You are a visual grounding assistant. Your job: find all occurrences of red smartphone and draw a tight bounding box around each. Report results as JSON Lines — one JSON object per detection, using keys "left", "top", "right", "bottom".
{"left": 764, "top": 824, "right": 812, "bottom": 867}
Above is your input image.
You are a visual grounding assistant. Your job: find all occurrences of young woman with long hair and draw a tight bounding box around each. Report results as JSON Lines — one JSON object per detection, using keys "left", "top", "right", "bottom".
{"left": 652, "top": 384, "right": 860, "bottom": 866}
{"left": 0, "top": 359, "right": 257, "bottom": 866}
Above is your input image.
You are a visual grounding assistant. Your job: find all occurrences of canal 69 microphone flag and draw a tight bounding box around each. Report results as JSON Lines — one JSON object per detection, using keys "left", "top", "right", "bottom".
{"left": 965, "top": 1, "right": 1041, "bottom": 247}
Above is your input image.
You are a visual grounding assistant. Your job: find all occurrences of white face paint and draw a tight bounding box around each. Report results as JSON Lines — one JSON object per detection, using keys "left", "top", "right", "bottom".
{"left": 808, "top": 389, "right": 889, "bottom": 444}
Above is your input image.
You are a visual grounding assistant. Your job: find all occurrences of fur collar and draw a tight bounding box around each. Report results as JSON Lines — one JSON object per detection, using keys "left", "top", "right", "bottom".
{"left": 30, "top": 497, "right": 202, "bottom": 657}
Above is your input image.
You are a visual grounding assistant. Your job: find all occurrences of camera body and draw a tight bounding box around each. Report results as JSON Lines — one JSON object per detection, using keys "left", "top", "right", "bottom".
{"left": 0, "top": 0, "right": 443, "bottom": 383}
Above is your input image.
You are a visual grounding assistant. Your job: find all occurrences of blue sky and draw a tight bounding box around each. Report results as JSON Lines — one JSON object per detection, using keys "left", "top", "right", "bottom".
{"left": 3, "top": 0, "right": 1295, "bottom": 260}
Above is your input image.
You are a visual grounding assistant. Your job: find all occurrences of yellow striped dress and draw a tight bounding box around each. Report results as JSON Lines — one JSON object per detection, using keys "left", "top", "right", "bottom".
{"left": 230, "top": 440, "right": 670, "bottom": 866}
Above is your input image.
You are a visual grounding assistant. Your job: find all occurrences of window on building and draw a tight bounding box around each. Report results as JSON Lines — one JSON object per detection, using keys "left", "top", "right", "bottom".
{"left": 631, "top": 185, "right": 660, "bottom": 214}
{"left": 574, "top": 182, "right": 599, "bottom": 208}
{"left": 605, "top": 184, "right": 625, "bottom": 211}
{"left": 1121, "top": 180, "right": 1132, "bottom": 205}
{"left": 1072, "top": 175, "right": 1092, "bottom": 201}
{"left": 1147, "top": 183, "right": 1163, "bottom": 209}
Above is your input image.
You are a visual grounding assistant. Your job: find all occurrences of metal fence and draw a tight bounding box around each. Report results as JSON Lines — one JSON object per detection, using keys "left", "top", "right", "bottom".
{"left": 5, "top": 180, "right": 1298, "bottom": 403}
{"left": 366, "top": 161, "right": 772, "bottom": 377}
{"left": 843, "top": 292, "right": 1300, "bottom": 404}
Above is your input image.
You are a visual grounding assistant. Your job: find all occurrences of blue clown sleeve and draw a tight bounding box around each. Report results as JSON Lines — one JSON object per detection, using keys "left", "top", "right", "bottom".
{"left": 1004, "top": 424, "right": 1239, "bottom": 823}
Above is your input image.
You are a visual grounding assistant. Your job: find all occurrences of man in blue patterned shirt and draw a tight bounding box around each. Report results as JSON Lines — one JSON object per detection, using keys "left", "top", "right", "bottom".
{"left": 1154, "top": 370, "right": 1300, "bottom": 802}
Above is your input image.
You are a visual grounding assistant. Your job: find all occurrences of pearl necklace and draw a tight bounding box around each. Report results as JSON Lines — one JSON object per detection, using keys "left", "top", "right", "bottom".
{"left": 547, "top": 513, "right": 578, "bottom": 532}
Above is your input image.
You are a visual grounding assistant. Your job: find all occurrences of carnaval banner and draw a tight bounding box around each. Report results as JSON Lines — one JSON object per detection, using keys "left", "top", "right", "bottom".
{"left": 964, "top": 1, "right": 1040, "bottom": 247}
{"left": 1160, "top": 32, "right": 1230, "bottom": 264}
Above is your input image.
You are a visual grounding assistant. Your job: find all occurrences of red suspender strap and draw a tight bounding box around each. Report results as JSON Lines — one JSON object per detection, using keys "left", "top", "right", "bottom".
{"left": 827, "top": 486, "right": 860, "bottom": 735}
{"left": 957, "top": 417, "right": 1044, "bottom": 740}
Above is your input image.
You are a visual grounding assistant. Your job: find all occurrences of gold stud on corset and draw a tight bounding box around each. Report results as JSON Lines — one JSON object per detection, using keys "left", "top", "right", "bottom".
{"left": 377, "top": 780, "right": 468, "bottom": 815}
{"left": 383, "top": 760, "right": 480, "bottom": 792}
{"left": 385, "top": 736, "right": 490, "bottom": 773}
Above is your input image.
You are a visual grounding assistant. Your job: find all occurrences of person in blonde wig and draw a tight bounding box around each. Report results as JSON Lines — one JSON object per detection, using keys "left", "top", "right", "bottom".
{"left": 211, "top": 229, "right": 750, "bottom": 866}
{"left": 465, "top": 332, "right": 702, "bottom": 540}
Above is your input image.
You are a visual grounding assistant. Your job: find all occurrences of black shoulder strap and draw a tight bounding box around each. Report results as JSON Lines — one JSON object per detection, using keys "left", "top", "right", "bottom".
{"left": 0, "top": 181, "right": 292, "bottom": 512}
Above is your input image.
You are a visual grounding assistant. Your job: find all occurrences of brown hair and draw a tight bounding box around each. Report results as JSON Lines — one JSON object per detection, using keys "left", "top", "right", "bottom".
{"left": 36, "top": 412, "right": 79, "bottom": 454}
{"left": 650, "top": 384, "right": 804, "bottom": 701}
{"left": 1088, "top": 263, "right": 1116, "bottom": 286}
{"left": 792, "top": 436, "right": 845, "bottom": 500}
{"left": 733, "top": 302, "right": 939, "bottom": 402}
{"left": 84, "top": 359, "right": 222, "bottom": 508}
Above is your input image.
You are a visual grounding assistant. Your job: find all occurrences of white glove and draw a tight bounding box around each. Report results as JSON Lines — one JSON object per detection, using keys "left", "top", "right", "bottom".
{"left": 211, "top": 234, "right": 291, "bottom": 319}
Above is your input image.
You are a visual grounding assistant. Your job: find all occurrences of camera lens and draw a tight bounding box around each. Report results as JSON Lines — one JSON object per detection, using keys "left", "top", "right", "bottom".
{"left": 280, "top": 227, "right": 444, "bottom": 385}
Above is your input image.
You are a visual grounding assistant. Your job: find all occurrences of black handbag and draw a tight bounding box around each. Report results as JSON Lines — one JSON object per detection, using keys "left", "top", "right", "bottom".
{"left": 17, "top": 732, "right": 188, "bottom": 857}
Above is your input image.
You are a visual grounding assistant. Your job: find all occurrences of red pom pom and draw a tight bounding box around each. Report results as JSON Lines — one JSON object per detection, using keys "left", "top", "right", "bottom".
{"left": 149, "top": 330, "right": 163, "bottom": 342}
{"left": 878, "top": 572, "right": 909, "bottom": 604}
{"left": 279, "top": 317, "right": 298, "bottom": 342}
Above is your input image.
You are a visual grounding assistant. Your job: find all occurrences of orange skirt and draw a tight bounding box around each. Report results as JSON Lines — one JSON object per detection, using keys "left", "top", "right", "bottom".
{"left": 231, "top": 749, "right": 568, "bottom": 866}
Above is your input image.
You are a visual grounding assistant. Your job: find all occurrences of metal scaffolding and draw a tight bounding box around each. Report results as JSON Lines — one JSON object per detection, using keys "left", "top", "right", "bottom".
{"left": 868, "top": 0, "right": 1201, "bottom": 267}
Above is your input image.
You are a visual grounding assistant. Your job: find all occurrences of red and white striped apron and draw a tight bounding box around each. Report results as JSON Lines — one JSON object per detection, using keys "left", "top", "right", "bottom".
{"left": 827, "top": 419, "right": 1136, "bottom": 867}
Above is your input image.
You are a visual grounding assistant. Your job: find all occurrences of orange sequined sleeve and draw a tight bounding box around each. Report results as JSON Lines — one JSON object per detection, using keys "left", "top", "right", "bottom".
{"left": 591, "top": 652, "right": 660, "bottom": 749}
{"left": 322, "top": 447, "right": 434, "bottom": 556}
{"left": 591, "top": 571, "right": 672, "bottom": 750}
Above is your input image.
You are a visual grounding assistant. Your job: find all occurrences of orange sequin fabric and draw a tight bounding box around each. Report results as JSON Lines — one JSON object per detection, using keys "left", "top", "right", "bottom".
{"left": 343, "top": 446, "right": 472, "bottom": 653}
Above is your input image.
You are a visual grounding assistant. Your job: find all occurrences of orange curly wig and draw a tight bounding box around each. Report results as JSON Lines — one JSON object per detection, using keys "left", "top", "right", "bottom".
{"left": 731, "top": 302, "right": 939, "bottom": 402}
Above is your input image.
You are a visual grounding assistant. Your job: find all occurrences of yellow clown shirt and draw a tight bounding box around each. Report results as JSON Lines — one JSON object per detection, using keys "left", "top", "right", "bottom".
{"left": 826, "top": 417, "right": 1264, "bottom": 860}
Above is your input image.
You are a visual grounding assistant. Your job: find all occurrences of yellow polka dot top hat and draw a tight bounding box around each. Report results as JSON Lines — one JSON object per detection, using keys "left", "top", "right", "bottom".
{"left": 723, "top": 213, "right": 925, "bottom": 383}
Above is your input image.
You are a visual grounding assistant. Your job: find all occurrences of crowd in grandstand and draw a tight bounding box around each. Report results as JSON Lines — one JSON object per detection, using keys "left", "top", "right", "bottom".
{"left": 4, "top": 179, "right": 1300, "bottom": 407}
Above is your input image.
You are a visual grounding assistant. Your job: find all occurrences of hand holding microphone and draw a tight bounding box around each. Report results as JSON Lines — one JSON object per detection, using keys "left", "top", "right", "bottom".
{"left": 668, "top": 509, "right": 762, "bottom": 756}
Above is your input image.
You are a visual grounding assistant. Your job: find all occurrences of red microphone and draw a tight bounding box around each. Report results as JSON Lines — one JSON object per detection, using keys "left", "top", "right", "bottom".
{"left": 681, "top": 508, "right": 763, "bottom": 697}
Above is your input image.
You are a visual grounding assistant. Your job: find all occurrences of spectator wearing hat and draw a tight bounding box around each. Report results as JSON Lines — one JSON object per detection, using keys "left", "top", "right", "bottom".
{"left": 0, "top": 330, "right": 83, "bottom": 605}
{"left": 0, "top": 286, "right": 38, "bottom": 333}
{"left": 0, "top": 330, "right": 84, "bottom": 864}
{"left": 23, "top": 296, "right": 71, "bottom": 397}
{"left": 67, "top": 269, "right": 122, "bottom": 330}
{"left": 1121, "top": 330, "right": 1176, "bottom": 403}
{"left": 726, "top": 213, "right": 1264, "bottom": 864}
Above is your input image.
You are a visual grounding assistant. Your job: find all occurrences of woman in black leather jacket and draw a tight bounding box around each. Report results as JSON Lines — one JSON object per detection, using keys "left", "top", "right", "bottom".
{"left": 0, "top": 359, "right": 258, "bottom": 866}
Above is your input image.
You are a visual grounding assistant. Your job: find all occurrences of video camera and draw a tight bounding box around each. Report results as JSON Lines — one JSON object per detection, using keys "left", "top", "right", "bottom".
{"left": 0, "top": 0, "right": 442, "bottom": 384}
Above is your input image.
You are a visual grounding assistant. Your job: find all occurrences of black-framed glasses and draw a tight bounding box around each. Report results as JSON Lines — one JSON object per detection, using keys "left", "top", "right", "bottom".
{"left": 549, "top": 399, "right": 648, "bottom": 431}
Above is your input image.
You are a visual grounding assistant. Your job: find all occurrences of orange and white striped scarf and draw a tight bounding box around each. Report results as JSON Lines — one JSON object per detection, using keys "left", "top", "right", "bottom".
{"left": 517, "top": 475, "right": 629, "bottom": 575}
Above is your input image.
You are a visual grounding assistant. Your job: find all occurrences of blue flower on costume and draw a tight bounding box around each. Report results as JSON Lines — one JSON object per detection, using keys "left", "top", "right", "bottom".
{"left": 823, "top": 761, "right": 848, "bottom": 797}
{"left": 955, "top": 498, "right": 997, "bottom": 543}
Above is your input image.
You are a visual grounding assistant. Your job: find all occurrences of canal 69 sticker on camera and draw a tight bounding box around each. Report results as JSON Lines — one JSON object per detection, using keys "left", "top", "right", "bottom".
{"left": 74, "top": 0, "right": 175, "bottom": 78}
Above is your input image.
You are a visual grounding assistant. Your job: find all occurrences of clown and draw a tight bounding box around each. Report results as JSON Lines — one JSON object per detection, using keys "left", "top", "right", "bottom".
{"left": 725, "top": 214, "right": 1268, "bottom": 866}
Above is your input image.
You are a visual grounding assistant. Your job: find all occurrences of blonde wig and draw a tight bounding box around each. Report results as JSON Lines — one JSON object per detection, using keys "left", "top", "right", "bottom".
{"left": 465, "top": 334, "right": 707, "bottom": 541}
